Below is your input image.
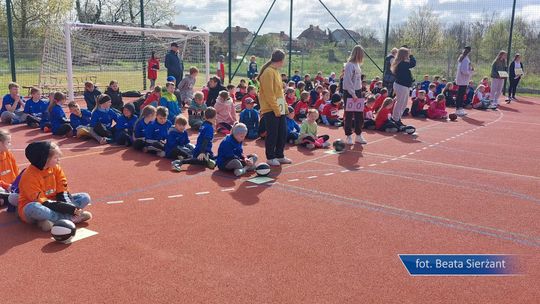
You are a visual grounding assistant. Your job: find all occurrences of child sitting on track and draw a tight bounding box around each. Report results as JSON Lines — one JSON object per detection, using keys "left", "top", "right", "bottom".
{"left": 285, "top": 87, "right": 296, "bottom": 106}
{"left": 90, "top": 94, "right": 118, "bottom": 140}
{"left": 105, "top": 80, "right": 124, "bottom": 112}
{"left": 140, "top": 86, "right": 161, "bottom": 111}
{"left": 286, "top": 106, "right": 300, "bottom": 144}
{"left": 375, "top": 98, "right": 400, "bottom": 133}
{"left": 472, "top": 84, "right": 496, "bottom": 110}
{"left": 411, "top": 90, "right": 428, "bottom": 118}
{"left": 314, "top": 89, "right": 330, "bottom": 115}
{"left": 48, "top": 92, "right": 73, "bottom": 137}
{"left": 1, "top": 82, "right": 26, "bottom": 124}
{"left": 372, "top": 88, "right": 387, "bottom": 113}
{"left": 239, "top": 98, "right": 259, "bottom": 139}
{"left": 216, "top": 123, "right": 258, "bottom": 177}
{"left": 427, "top": 94, "right": 448, "bottom": 120}
{"left": 165, "top": 115, "right": 194, "bottom": 160}
{"left": 321, "top": 94, "right": 342, "bottom": 127}
{"left": 160, "top": 82, "right": 181, "bottom": 124}
{"left": 294, "top": 91, "right": 310, "bottom": 121}
{"left": 172, "top": 107, "right": 217, "bottom": 171}
{"left": 114, "top": 103, "right": 138, "bottom": 146}
{"left": 83, "top": 81, "right": 101, "bottom": 111}
{"left": 0, "top": 129, "right": 19, "bottom": 209}
{"left": 143, "top": 106, "right": 171, "bottom": 157}
{"left": 68, "top": 101, "right": 107, "bottom": 144}
{"left": 297, "top": 109, "right": 330, "bottom": 149}
{"left": 177, "top": 66, "right": 198, "bottom": 107}
{"left": 214, "top": 90, "right": 237, "bottom": 135}
{"left": 241, "top": 85, "right": 258, "bottom": 111}
{"left": 23, "top": 87, "right": 48, "bottom": 128}
{"left": 133, "top": 105, "right": 157, "bottom": 151}
{"left": 18, "top": 141, "right": 92, "bottom": 231}
{"left": 363, "top": 96, "right": 376, "bottom": 130}
{"left": 188, "top": 92, "right": 207, "bottom": 131}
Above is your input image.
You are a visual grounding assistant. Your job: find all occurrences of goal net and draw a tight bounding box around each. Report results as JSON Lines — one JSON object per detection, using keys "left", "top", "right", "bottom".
{"left": 41, "top": 22, "right": 210, "bottom": 101}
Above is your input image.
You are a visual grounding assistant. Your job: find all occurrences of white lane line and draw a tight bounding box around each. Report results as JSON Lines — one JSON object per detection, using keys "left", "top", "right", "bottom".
{"left": 138, "top": 197, "right": 155, "bottom": 202}
{"left": 195, "top": 191, "right": 210, "bottom": 195}
{"left": 359, "top": 167, "right": 365, "bottom": 169}
{"left": 400, "top": 154, "right": 407, "bottom": 158}
{"left": 422, "top": 147, "right": 427, "bottom": 150}
{"left": 106, "top": 200, "right": 123, "bottom": 205}
{"left": 368, "top": 164, "right": 377, "bottom": 167}
{"left": 221, "top": 188, "right": 235, "bottom": 192}
{"left": 246, "top": 185, "right": 258, "bottom": 189}
{"left": 167, "top": 194, "right": 183, "bottom": 198}
{"left": 307, "top": 176, "right": 318, "bottom": 179}
{"left": 324, "top": 172, "right": 335, "bottom": 176}
{"left": 288, "top": 179, "right": 299, "bottom": 182}
{"left": 408, "top": 152, "right": 415, "bottom": 155}
{"left": 391, "top": 158, "right": 399, "bottom": 161}
{"left": 380, "top": 161, "right": 388, "bottom": 164}
{"left": 415, "top": 149, "right": 422, "bottom": 153}
{"left": 341, "top": 169, "right": 350, "bottom": 173}
{"left": 429, "top": 144, "right": 435, "bottom": 147}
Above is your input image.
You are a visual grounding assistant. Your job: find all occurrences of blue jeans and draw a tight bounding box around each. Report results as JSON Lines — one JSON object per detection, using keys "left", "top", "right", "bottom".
{"left": 23, "top": 193, "right": 91, "bottom": 223}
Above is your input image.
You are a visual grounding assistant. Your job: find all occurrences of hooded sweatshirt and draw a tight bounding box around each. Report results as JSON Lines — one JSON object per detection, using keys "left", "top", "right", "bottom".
{"left": 206, "top": 80, "right": 226, "bottom": 107}
{"left": 214, "top": 96, "right": 236, "bottom": 125}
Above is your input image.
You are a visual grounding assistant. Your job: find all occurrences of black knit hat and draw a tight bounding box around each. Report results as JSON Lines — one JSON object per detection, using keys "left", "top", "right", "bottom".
{"left": 98, "top": 94, "right": 111, "bottom": 104}
{"left": 331, "top": 93, "right": 342, "bottom": 104}
{"left": 25, "top": 141, "right": 51, "bottom": 170}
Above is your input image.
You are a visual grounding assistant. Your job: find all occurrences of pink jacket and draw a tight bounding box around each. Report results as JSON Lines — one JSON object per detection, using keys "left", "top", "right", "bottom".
{"left": 427, "top": 100, "right": 447, "bottom": 119}
{"left": 214, "top": 96, "right": 236, "bottom": 125}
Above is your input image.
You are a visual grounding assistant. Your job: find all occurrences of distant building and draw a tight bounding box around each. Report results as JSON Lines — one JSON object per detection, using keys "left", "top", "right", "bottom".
{"left": 329, "top": 29, "right": 362, "bottom": 46}
{"left": 222, "top": 26, "right": 253, "bottom": 50}
{"left": 297, "top": 25, "right": 328, "bottom": 50}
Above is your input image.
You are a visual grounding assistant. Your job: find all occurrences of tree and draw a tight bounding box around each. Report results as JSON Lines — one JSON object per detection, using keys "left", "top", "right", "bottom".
{"left": 402, "top": 7, "right": 442, "bottom": 52}
{"left": 252, "top": 35, "right": 282, "bottom": 58}
{"left": 76, "top": 0, "right": 102, "bottom": 24}
{"left": 10, "top": 0, "right": 73, "bottom": 38}
{"left": 480, "top": 20, "right": 526, "bottom": 62}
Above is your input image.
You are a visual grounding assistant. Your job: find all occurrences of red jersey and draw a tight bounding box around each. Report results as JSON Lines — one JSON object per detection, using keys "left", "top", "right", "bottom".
{"left": 373, "top": 94, "right": 387, "bottom": 113}
{"left": 369, "top": 81, "right": 377, "bottom": 91}
{"left": 364, "top": 105, "right": 374, "bottom": 120}
{"left": 294, "top": 101, "right": 309, "bottom": 116}
{"left": 375, "top": 107, "right": 392, "bottom": 130}
{"left": 217, "top": 61, "right": 225, "bottom": 81}
{"left": 322, "top": 103, "right": 339, "bottom": 119}
{"left": 315, "top": 76, "right": 325, "bottom": 84}
{"left": 313, "top": 98, "right": 326, "bottom": 112}
{"left": 140, "top": 92, "right": 160, "bottom": 110}
{"left": 241, "top": 93, "right": 257, "bottom": 110}
{"left": 285, "top": 94, "right": 296, "bottom": 106}
{"left": 147, "top": 58, "right": 160, "bottom": 80}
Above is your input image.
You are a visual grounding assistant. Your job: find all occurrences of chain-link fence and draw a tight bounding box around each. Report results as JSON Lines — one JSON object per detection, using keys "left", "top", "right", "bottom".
{"left": 1, "top": 0, "right": 538, "bottom": 95}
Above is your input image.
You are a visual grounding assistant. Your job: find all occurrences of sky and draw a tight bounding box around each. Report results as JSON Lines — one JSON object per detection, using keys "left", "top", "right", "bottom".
{"left": 173, "top": 0, "right": 540, "bottom": 38}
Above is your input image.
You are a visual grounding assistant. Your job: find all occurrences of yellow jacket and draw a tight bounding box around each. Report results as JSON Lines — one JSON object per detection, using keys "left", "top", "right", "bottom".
{"left": 258, "top": 65, "right": 287, "bottom": 116}
{"left": 18, "top": 164, "right": 69, "bottom": 222}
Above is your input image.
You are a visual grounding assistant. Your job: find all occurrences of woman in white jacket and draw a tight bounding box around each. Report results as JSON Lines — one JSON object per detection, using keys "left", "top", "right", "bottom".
{"left": 454, "top": 46, "right": 474, "bottom": 116}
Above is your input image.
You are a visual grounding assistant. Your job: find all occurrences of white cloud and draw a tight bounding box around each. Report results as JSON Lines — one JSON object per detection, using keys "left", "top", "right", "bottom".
{"left": 520, "top": 5, "right": 540, "bottom": 22}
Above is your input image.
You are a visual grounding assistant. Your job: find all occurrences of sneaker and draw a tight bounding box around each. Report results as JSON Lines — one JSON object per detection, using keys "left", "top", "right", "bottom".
{"left": 385, "top": 127, "right": 398, "bottom": 133}
{"left": 157, "top": 151, "right": 166, "bottom": 158}
{"left": 76, "top": 128, "right": 90, "bottom": 138}
{"left": 72, "top": 211, "right": 92, "bottom": 224}
{"left": 29, "top": 122, "right": 39, "bottom": 128}
{"left": 488, "top": 104, "right": 497, "bottom": 109}
{"left": 234, "top": 168, "right": 246, "bottom": 177}
{"left": 142, "top": 146, "right": 149, "bottom": 153}
{"left": 321, "top": 141, "right": 330, "bottom": 148}
{"left": 171, "top": 160, "right": 183, "bottom": 172}
{"left": 505, "top": 99, "right": 511, "bottom": 104}
{"left": 335, "top": 122, "right": 342, "bottom": 127}
{"left": 346, "top": 135, "right": 353, "bottom": 145}
{"left": 37, "top": 220, "right": 53, "bottom": 232}
{"left": 99, "top": 137, "right": 108, "bottom": 145}
{"left": 306, "top": 143, "right": 315, "bottom": 149}
{"left": 355, "top": 134, "right": 367, "bottom": 144}
{"left": 277, "top": 157, "right": 292, "bottom": 164}
{"left": 206, "top": 158, "right": 216, "bottom": 170}
{"left": 456, "top": 108, "right": 468, "bottom": 117}
{"left": 267, "top": 158, "right": 281, "bottom": 166}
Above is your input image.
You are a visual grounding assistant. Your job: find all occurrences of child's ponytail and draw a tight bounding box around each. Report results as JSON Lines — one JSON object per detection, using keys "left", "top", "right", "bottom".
{"left": 48, "top": 92, "right": 65, "bottom": 113}
{"left": 257, "top": 50, "right": 285, "bottom": 81}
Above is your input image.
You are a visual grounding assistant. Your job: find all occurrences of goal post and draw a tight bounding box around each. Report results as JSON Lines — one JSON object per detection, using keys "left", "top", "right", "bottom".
{"left": 42, "top": 22, "right": 210, "bottom": 102}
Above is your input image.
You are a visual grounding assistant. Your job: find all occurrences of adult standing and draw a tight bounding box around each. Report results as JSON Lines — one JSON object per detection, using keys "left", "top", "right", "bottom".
{"left": 258, "top": 50, "right": 292, "bottom": 166}
{"left": 490, "top": 50, "right": 508, "bottom": 108}
{"left": 454, "top": 46, "right": 474, "bottom": 116}
{"left": 165, "top": 42, "right": 184, "bottom": 87}
{"left": 391, "top": 47, "right": 416, "bottom": 129}
{"left": 147, "top": 51, "right": 160, "bottom": 90}
{"left": 342, "top": 45, "right": 367, "bottom": 145}
{"left": 507, "top": 53, "right": 524, "bottom": 103}
{"left": 383, "top": 48, "right": 398, "bottom": 96}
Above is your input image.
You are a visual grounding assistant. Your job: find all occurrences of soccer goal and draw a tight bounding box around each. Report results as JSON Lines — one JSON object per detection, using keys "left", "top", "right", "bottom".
{"left": 41, "top": 22, "right": 210, "bottom": 101}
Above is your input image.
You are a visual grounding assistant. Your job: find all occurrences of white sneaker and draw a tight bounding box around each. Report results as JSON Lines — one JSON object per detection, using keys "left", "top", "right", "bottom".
{"left": 277, "top": 157, "right": 292, "bottom": 164}
{"left": 321, "top": 141, "right": 330, "bottom": 148}
{"left": 37, "top": 220, "right": 53, "bottom": 232}
{"left": 234, "top": 168, "right": 246, "bottom": 177}
{"left": 267, "top": 158, "right": 281, "bottom": 166}
{"left": 346, "top": 135, "right": 353, "bottom": 145}
{"left": 355, "top": 134, "right": 367, "bottom": 144}
{"left": 306, "top": 143, "right": 315, "bottom": 149}
{"left": 157, "top": 151, "right": 166, "bottom": 158}
{"left": 456, "top": 108, "right": 468, "bottom": 117}
{"left": 72, "top": 211, "right": 92, "bottom": 224}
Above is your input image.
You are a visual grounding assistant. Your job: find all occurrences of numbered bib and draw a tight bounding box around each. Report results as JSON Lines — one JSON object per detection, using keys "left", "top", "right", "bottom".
{"left": 514, "top": 68, "right": 523, "bottom": 76}
{"left": 345, "top": 98, "right": 365, "bottom": 112}
{"left": 498, "top": 71, "right": 509, "bottom": 78}
{"left": 277, "top": 97, "right": 287, "bottom": 115}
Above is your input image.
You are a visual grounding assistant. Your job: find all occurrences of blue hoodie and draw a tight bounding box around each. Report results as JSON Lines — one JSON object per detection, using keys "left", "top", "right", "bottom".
{"left": 115, "top": 114, "right": 138, "bottom": 142}
{"left": 160, "top": 92, "right": 181, "bottom": 123}
{"left": 192, "top": 120, "right": 214, "bottom": 157}
{"left": 286, "top": 117, "right": 300, "bottom": 135}
{"left": 90, "top": 107, "right": 118, "bottom": 129}
{"left": 144, "top": 119, "right": 172, "bottom": 141}
{"left": 164, "top": 127, "right": 190, "bottom": 156}
{"left": 134, "top": 119, "right": 150, "bottom": 138}
{"left": 49, "top": 104, "right": 69, "bottom": 133}
{"left": 24, "top": 98, "right": 48, "bottom": 117}
{"left": 70, "top": 109, "right": 92, "bottom": 134}
{"left": 83, "top": 88, "right": 101, "bottom": 111}
{"left": 239, "top": 108, "right": 259, "bottom": 132}
{"left": 216, "top": 134, "right": 243, "bottom": 169}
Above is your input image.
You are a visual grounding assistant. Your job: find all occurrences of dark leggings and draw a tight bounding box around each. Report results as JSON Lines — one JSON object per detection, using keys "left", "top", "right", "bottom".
{"left": 455, "top": 85, "right": 467, "bottom": 109}
{"left": 263, "top": 112, "right": 287, "bottom": 160}
{"left": 94, "top": 123, "right": 113, "bottom": 138}
{"left": 53, "top": 124, "right": 73, "bottom": 136}
{"left": 116, "top": 130, "right": 132, "bottom": 146}
{"left": 168, "top": 146, "right": 194, "bottom": 160}
{"left": 508, "top": 77, "right": 520, "bottom": 98}
{"left": 343, "top": 91, "right": 364, "bottom": 136}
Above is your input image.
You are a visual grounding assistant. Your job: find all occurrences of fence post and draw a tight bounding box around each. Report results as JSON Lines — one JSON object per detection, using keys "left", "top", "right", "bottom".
{"left": 228, "top": 0, "right": 232, "bottom": 84}
{"left": 504, "top": 0, "right": 517, "bottom": 95}
{"left": 140, "top": 0, "right": 147, "bottom": 91}
{"left": 6, "top": 0, "right": 16, "bottom": 82}
{"left": 383, "top": 0, "right": 391, "bottom": 77}
{"left": 288, "top": 0, "right": 293, "bottom": 79}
